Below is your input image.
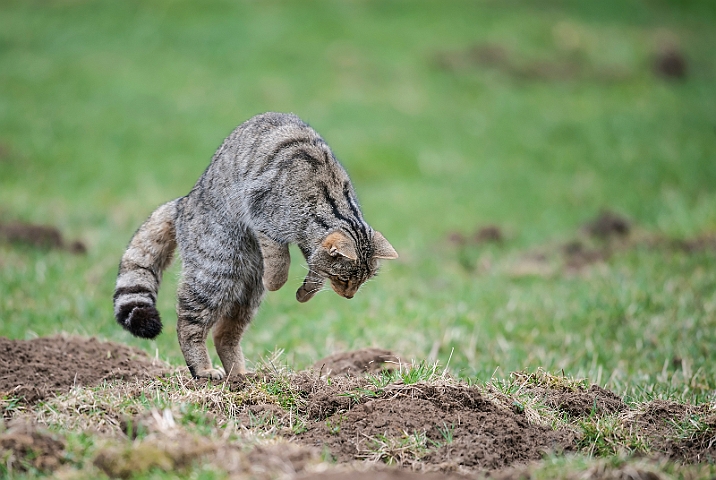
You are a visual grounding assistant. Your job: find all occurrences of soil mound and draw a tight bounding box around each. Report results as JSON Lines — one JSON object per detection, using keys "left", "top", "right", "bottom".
{"left": 0, "top": 421, "right": 66, "bottom": 473}
{"left": 583, "top": 210, "right": 631, "bottom": 239}
{"left": 537, "top": 384, "right": 627, "bottom": 418}
{"left": 626, "top": 400, "right": 716, "bottom": 463}
{"left": 293, "top": 378, "right": 575, "bottom": 473}
{"left": 313, "top": 348, "right": 401, "bottom": 376}
{"left": 0, "top": 335, "right": 169, "bottom": 404}
{"left": 653, "top": 48, "right": 687, "bottom": 80}
{"left": 299, "top": 471, "right": 465, "bottom": 480}
{"left": 0, "top": 221, "right": 86, "bottom": 253}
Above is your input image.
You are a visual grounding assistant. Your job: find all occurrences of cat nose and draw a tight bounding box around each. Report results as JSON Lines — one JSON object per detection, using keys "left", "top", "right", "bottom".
{"left": 344, "top": 293, "right": 354, "bottom": 299}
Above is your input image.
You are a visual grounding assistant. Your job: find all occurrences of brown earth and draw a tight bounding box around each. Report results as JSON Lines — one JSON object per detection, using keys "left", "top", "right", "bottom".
{"left": 447, "top": 225, "right": 504, "bottom": 246}
{"left": 433, "top": 43, "right": 630, "bottom": 83}
{"left": 0, "top": 221, "right": 86, "bottom": 254}
{"left": 0, "top": 420, "right": 66, "bottom": 474}
{"left": 625, "top": 400, "right": 716, "bottom": 463}
{"left": 452, "top": 211, "right": 716, "bottom": 277}
{"left": 293, "top": 379, "right": 575, "bottom": 473}
{"left": 313, "top": 348, "right": 402, "bottom": 376}
{"left": 2, "top": 336, "right": 715, "bottom": 478}
{"left": 653, "top": 48, "right": 687, "bottom": 80}
{"left": 0, "top": 335, "right": 169, "bottom": 404}
{"left": 531, "top": 384, "right": 627, "bottom": 418}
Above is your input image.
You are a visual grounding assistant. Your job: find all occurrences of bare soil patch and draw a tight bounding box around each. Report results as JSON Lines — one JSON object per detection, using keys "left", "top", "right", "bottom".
{"left": 433, "top": 43, "right": 630, "bottom": 83}
{"left": 532, "top": 384, "right": 627, "bottom": 418}
{"left": 0, "top": 335, "right": 169, "bottom": 404}
{"left": 625, "top": 400, "right": 716, "bottom": 463}
{"left": 447, "top": 225, "right": 504, "bottom": 246}
{"left": 452, "top": 211, "right": 716, "bottom": 277}
{"left": 298, "top": 471, "right": 465, "bottom": 480}
{"left": 0, "top": 221, "right": 86, "bottom": 253}
{"left": 653, "top": 47, "right": 688, "bottom": 80}
{"left": 313, "top": 348, "right": 401, "bottom": 376}
{"left": 289, "top": 375, "right": 575, "bottom": 474}
{"left": 583, "top": 210, "right": 631, "bottom": 240}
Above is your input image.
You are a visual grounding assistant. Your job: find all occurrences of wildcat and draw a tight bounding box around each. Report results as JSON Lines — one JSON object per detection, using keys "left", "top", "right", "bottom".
{"left": 113, "top": 112, "right": 398, "bottom": 379}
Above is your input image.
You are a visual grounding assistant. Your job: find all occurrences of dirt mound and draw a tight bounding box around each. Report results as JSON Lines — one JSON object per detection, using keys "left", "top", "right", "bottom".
{"left": 0, "top": 421, "right": 66, "bottom": 474}
{"left": 293, "top": 378, "right": 575, "bottom": 473}
{"left": 447, "top": 225, "right": 504, "bottom": 246}
{"left": 583, "top": 210, "right": 631, "bottom": 239}
{"left": 626, "top": 400, "right": 716, "bottom": 463}
{"left": 0, "top": 221, "right": 86, "bottom": 253}
{"left": 313, "top": 348, "right": 401, "bottom": 376}
{"left": 536, "top": 384, "right": 627, "bottom": 418}
{"left": 653, "top": 48, "right": 687, "bottom": 80}
{"left": 434, "top": 43, "right": 630, "bottom": 83}
{"left": 298, "top": 470, "right": 466, "bottom": 480}
{"left": 0, "top": 335, "right": 169, "bottom": 404}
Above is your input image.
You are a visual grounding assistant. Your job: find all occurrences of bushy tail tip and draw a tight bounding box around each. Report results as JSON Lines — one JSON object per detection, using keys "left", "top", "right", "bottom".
{"left": 119, "top": 305, "right": 163, "bottom": 339}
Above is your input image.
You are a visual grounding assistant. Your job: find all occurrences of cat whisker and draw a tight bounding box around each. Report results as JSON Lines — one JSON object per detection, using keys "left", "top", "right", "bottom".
{"left": 306, "top": 285, "right": 330, "bottom": 295}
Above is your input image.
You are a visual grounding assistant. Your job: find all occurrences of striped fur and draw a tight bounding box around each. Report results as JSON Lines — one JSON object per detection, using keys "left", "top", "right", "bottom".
{"left": 113, "top": 112, "right": 398, "bottom": 379}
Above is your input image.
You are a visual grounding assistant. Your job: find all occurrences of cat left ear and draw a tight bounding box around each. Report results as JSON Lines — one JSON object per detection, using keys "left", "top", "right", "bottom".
{"left": 322, "top": 231, "right": 358, "bottom": 261}
{"left": 372, "top": 231, "right": 398, "bottom": 259}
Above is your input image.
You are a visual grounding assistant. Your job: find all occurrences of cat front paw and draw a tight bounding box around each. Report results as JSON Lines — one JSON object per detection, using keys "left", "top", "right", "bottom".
{"left": 193, "top": 367, "right": 226, "bottom": 380}
{"left": 263, "top": 275, "right": 288, "bottom": 291}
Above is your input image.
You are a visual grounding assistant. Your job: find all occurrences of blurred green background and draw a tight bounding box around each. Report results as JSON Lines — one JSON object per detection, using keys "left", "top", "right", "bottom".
{"left": 1, "top": 0, "right": 715, "bottom": 401}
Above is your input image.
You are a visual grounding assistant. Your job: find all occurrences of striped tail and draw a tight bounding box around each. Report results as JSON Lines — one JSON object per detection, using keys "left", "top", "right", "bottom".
{"left": 113, "top": 200, "right": 178, "bottom": 339}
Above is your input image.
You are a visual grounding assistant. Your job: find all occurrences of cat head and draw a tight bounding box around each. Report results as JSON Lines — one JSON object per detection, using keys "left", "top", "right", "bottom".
{"left": 296, "top": 230, "right": 398, "bottom": 302}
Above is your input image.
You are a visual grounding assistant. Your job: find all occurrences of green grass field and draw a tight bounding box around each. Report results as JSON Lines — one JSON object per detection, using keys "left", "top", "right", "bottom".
{"left": 2, "top": 1, "right": 716, "bottom": 476}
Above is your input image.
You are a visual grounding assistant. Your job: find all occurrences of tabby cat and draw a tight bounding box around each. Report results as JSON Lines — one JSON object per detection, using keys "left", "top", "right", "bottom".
{"left": 113, "top": 113, "right": 398, "bottom": 379}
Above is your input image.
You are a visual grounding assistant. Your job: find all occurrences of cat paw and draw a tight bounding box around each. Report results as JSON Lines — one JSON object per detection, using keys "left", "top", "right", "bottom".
{"left": 264, "top": 277, "right": 287, "bottom": 291}
{"left": 194, "top": 368, "right": 225, "bottom": 380}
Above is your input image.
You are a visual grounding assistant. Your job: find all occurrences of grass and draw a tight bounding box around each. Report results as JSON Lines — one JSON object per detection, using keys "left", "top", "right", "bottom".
{"left": 1, "top": 0, "right": 716, "bottom": 476}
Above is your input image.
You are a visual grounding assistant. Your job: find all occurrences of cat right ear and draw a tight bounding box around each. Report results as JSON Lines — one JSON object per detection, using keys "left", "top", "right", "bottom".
{"left": 372, "top": 231, "right": 398, "bottom": 259}
{"left": 321, "top": 231, "right": 358, "bottom": 261}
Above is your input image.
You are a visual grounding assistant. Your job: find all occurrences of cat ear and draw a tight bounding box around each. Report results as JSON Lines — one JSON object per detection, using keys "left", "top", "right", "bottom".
{"left": 322, "top": 231, "right": 358, "bottom": 261}
{"left": 372, "top": 231, "right": 398, "bottom": 259}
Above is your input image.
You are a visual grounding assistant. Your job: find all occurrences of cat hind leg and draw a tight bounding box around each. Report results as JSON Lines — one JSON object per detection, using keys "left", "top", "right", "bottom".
{"left": 176, "top": 282, "right": 225, "bottom": 380}
{"left": 212, "top": 311, "right": 251, "bottom": 378}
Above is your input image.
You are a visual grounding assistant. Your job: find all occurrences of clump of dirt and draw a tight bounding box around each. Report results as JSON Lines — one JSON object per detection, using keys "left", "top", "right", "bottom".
{"left": 653, "top": 48, "right": 687, "bottom": 80}
{"left": 562, "top": 209, "right": 631, "bottom": 272}
{"left": 0, "top": 420, "right": 66, "bottom": 474}
{"left": 535, "top": 384, "right": 627, "bottom": 418}
{"left": 313, "top": 348, "right": 402, "bottom": 376}
{"left": 583, "top": 210, "right": 631, "bottom": 240}
{"left": 624, "top": 400, "right": 716, "bottom": 463}
{"left": 292, "top": 371, "right": 370, "bottom": 420}
{"left": 659, "top": 234, "right": 716, "bottom": 254}
{"left": 298, "top": 470, "right": 466, "bottom": 480}
{"left": 0, "top": 221, "right": 86, "bottom": 254}
{"left": 561, "top": 241, "right": 609, "bottom": 272}
{"left": 0, "top": 335, "right": 169, "bottom": 404}
{"left": 434, "top": 43, "right": 629, "bottom": 83}
{"left": 292, "top": 378, "right": 575, "bottom": 473}
{"left": 474, "top": 225, "right": 504, "bottom": 244}
{"left": 447, "top": 225, "right": 504, "bottom": 246}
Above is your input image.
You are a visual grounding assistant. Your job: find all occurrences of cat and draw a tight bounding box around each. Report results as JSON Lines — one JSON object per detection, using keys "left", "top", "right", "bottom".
{"left": 113, "top": 112, "right": 398, "bottom": 379}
